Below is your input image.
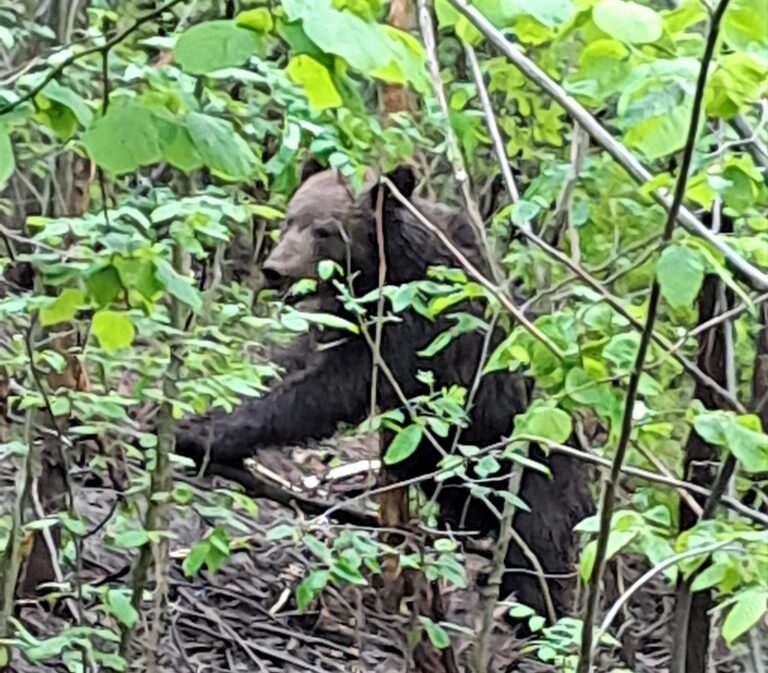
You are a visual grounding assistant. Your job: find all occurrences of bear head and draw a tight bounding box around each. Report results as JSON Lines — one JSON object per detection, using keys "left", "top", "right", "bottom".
{"left": 261, "top": 162, "right": 416, "bottom": 295}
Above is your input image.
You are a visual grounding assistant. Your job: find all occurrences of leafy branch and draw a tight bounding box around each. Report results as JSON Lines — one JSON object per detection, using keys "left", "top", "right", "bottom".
{"left": 0, "top": 0, "right": 185, "bottom": 118}
{"left": 447, "top": 0, "right": 768, "bottom": 293}
{"left": 576, "top": 3, "right": 732, "bottom": 670}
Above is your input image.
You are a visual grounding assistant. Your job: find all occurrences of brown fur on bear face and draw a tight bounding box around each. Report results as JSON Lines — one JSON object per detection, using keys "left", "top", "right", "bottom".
{"left": 262, "top": 170, "right": 369, "bottom": 287}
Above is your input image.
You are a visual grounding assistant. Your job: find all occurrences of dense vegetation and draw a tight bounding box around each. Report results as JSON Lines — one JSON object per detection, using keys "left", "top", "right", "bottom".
{"left": 0, "top": 0, "right": 766, "bottom": 671}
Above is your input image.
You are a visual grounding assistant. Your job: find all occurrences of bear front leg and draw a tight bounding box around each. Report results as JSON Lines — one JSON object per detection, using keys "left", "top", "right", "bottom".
{"left": 175, "top": 337, "right": 373, "bottom": 468}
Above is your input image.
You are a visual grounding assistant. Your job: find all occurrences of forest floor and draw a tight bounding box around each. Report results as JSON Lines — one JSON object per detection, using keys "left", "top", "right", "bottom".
{"left": 7, "top": 434, "right": 764, "bottom": 673}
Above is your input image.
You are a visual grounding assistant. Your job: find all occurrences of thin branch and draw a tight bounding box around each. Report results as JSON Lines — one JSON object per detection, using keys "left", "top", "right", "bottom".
{"left": 0, "top": 0, "right": 185, "bottom": 117}
{"left": 446, "top": 0, "right": 768, "bottom": 292}
{"left": 475, "top": 464, "right": 525, "bottom": 672}
{"left": 380, "top": 176, "right": 566, "bottom": 360}
{"left": 416, "top": 0, "right": 502, "bottom": 285}
{"left": 576, "top": 3, "right": 731, "bottom": 669}
{"left": 595, "top": 541, "right": 736, "bottom": 650}
{"left": 456, "top": 34, "right": 745, "bottom": 414}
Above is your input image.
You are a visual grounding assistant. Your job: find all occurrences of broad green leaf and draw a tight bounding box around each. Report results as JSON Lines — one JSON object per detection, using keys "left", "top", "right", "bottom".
{"left": 656, "top": 245, "right": 705, "bottom": 309}
{"left": 82, "top": 104, "right": 161, "bottom": 175}
{"left": 174, "top": 20, "right": 262, "bottom": 74}
{"left": 155, "top": 117, "right": 204, "bottom": 173}
{"left": 383, "top": 424, "right": 423, "bottom": 465}
{"left": 580, "top": 530, "right": 637, "bottom": 581}
{"left": 722, "top": 590, "right": 768, "bottom": 644}
{"left": 0, "top": 125, "right": 14, "bottom": 187}
{"left": 39, "top": 288, "right": 85, "bottom": 326}
{"left": 182, "top": 540, "right": 209, "bottom": 576}
{"left": 690, "top": 563, "right": 727, "bottom": 592}
{"left": 106, "top": 590, "right": 138, "bottom": 628}
{"left": 282, "top": 0, "right": 428, "bottom": 92}
{"left": 303, "top": 534, "right": 333, "bottom": 564}
{"left": 154, "top": 258, "right": 202, "bottom": 312}
{"left": 513, "top": 403, "right": 572, "bottom": 444}
{"left": 92, "top": 310, "right": 135, "bottom": 352}
{"left": 287, "top": 55, "right": 342, "bottom": 110}
{"left": 722, "top": 0, "right": 768, "bottom": 50}
{"left": 624, "top": 102, "right": 691, "bottom": 160}
{"left": 706, "top": 53, "right": 768, "bottom": 120}
{"left": 39, "top": 81, "right": 93, "bottom": 126}
{"left": 593, "top": 0, "right": 663, "bottom": 44}
{"left": 186, "top": 112, "right": 258, "bottom": 181}
{"left": 693, "top": 412, "right": 768, "bottom": 473}
{"left": 112, "top": 529, "right": 149, "bottom": 548}
{"left": 236, "top": 8, "right": 274, "bottom": 32}
{"left": 87, "top": 265, "right": 122, "bottom": 307}
{"left": 419, "top": 617, "right": 450, "bottom": 649}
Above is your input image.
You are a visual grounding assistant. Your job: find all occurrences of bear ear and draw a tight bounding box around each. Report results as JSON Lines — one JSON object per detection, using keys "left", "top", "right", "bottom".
{"left": 385, "top": 165, "right": 416, "bottom": 199}
{"left": 371, "top": 165, "right": 416, "bottom": 207}
{"left": 299, "top": 156, "right": 325, "bottom": 184}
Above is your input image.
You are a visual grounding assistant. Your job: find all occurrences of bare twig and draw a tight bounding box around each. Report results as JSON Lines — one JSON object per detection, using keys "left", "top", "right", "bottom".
{"left": 596, "top": 541, "right": 736, "bottom": 649}
{"left": 380, "top": 177, "right": 565, "bottom": 359}
{"left": 446, "top": 0, "right": 768, "bottom": 292}
{"left": 416, "top": 0, "right": 501, "bottom": 284}
{"left": 576, "top": 4, "right": 731, "bottom": 669}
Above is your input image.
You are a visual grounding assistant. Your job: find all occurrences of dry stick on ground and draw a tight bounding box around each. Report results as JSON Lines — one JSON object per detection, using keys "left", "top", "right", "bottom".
{"left": 575, "top": 4, "right": 731, "bottom": 671}
{"left": 446, "top": 0, "right": 768, "bottom": 293}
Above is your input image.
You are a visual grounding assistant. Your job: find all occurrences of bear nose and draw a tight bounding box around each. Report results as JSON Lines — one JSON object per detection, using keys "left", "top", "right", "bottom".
{"left": 262, "top": 264, "right": 284, "bottom": 287}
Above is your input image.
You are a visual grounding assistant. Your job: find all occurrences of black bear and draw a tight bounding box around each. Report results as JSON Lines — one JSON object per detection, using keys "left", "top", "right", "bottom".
{"left": 176, "top": 162, "right": 592, "bottom": 614}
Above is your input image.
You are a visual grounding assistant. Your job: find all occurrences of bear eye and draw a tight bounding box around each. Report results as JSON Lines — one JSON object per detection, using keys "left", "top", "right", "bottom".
{"left": 313, "top": 225, "right": 334, "bottom": 240}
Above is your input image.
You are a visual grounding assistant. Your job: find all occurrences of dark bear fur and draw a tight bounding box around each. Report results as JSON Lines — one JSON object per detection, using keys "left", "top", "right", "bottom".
{"left": 176, "top": 165, "right": 593, "bottom": 614}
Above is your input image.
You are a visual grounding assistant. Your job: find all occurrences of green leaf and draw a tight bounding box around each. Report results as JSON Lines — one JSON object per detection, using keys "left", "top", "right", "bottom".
{"left": 106, "top": 590, "right": 138, "bottom": 628}
{"left": 82, "top": 103, "right": 161, "bottom": 175}
{"left": 186, "top": 112, "right": 258, "bottom": 181}
{"left": 580, "top": 530, "right": 636, "bottom": 581}
{"left": 593, "top": 0, "right": 663, "bottom": 44}
{"left": 282, "top": 0, "right": 428, "bottom": 92}
{"left": 722, "top": 590, "right": 768, "bottom": 644}
{"left": 39, "top": 288, "right": 85, "bottom": 326}
{"left": 303, "top": 534, "right": 333, "bottom": 564}
{"left": 296, "top": 569, "right": 329, "bottom": 610}
{"left": 419, "top": 617, "right": 450, "bottom": 649}
{"left": 236, "top": 8, "right": 274, "bottom": 32}
{"left": 287, "top": 55, "right": 342, "bottom": 110}
{"left": 656, "top": 245, "right": 705, "bottom": 309}
{"left": 706, "top": 53, "right": 768, "bottom": 120}
{"left": 174, "top": 20, "right": 262, "bottom": 74}
{"left": 92, "top": 310, "right": 135, "bottom": 352}
{"left": 513, "top": 403, "right": 572, "bottom": 444}
{"left": 112, "top": 529, "right": 149, "bottom": 548}
{"left": 0, "top": 125, "right": 15, "bottom": 187}
{"left": 722, "top": 0, "right": 768, "bottom": 50}
{"left": 40, "top": 81, "right": 93, "bottom": 126}
{"left": 155, "top": 116, "right": 204, "bottom": 173}
{"left": 182, "top": 540, "right": 209, "bottom": 576}
{"left": 154, "top": 258, "right": 202, "bottom": 312}
{"left": 383, "top": 424, "right": 423, "bottom": 465}
{"left": 87, "top": 265, "right": 123, "bottom": 307}
{"left": 693, "top": 412, "right": 768, "bottom": 473}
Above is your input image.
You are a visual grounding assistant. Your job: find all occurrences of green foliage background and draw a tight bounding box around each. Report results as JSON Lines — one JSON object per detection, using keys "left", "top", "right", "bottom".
{"left": 0, "top": 0, "right": 767, "bottom": 670}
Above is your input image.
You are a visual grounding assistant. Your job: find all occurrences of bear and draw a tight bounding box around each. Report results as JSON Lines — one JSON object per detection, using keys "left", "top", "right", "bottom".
{"left": 175, "top": 162, "right": 593, "bottom": 615}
